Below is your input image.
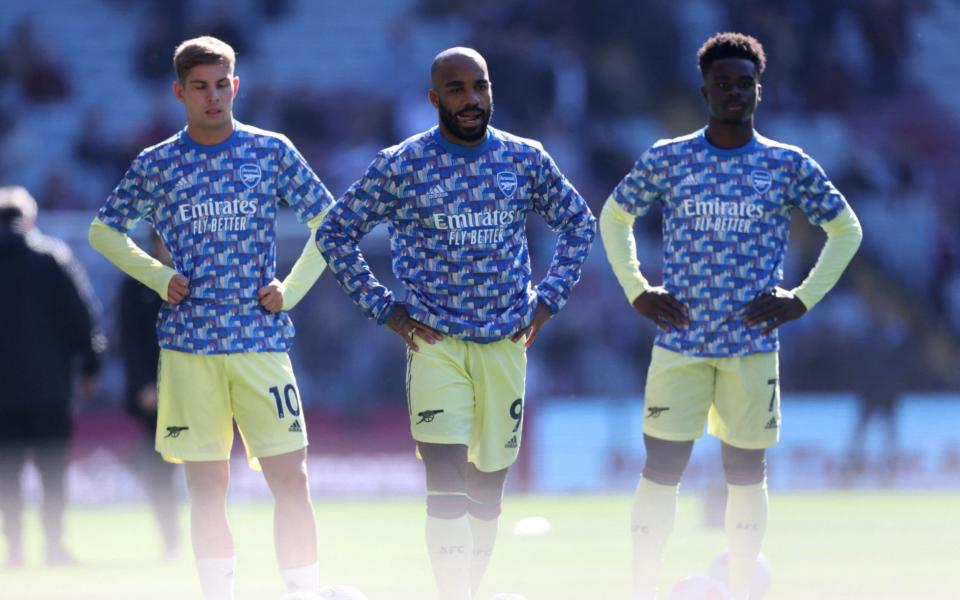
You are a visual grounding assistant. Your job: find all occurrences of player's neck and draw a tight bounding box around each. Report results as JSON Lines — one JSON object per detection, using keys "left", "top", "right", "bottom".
{"left": 437, "top": 123, "right": 486, "bottom": 147}
{"left": 704, "top": 120, "right": 754, "bottom": 150}
{"left": 185, "top": 120, "right": 236, "bottom": 147}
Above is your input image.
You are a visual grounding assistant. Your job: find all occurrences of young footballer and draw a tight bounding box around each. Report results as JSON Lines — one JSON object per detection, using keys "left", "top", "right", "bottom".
{"left": 599, "top": 33, "right": 862, "bottom": 600}
{"left": 316, "top": 47, "right": 596, "bottom": 600}
{"left": 88, "top": 36, "right": 334, "bottom": 599}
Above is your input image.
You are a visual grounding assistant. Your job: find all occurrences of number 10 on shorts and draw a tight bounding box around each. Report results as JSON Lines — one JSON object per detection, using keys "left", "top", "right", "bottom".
{"left": 269, "top": 384, "right": 301, "bottom": 419}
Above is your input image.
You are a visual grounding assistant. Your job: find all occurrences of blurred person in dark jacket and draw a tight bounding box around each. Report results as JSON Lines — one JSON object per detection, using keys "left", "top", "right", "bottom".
{"left": 0, "top": 186, "right": 104, "bottom": 567}
{"left": 118, "top": 229, "right": 181, "bottom": 560}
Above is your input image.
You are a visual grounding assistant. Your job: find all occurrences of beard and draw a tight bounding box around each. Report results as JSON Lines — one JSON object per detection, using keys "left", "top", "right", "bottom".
{"left": 438, "top": 99, "right": 493, "bottom": 143}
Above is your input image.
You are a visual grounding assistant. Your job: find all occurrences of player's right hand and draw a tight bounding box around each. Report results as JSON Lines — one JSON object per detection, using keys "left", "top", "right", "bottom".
{"left": 386, "top": 303, "right": 443, "bottom": 351}
{"left": 632, "top": 287, "right": 689, "bottom": 331}
{"left": 167, "top": 273, "right": 190, "bottom": 304}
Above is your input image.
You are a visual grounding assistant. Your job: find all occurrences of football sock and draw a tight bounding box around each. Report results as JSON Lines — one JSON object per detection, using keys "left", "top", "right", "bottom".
{"left": 281, "top": 561, "right": 320, "bottom": 592}
{"left": 426, "top": 513, "right": 473, "bottom": 600}
{"left": 725, "top": 481, "right": 768, "bottom": 600}
{"left": 631, "top": 477, "right": 680, "bottom": 597}
{"left": 196, "top": 556, "right": 236, "bottom": 600}
{"left": 467, "top": 513, "right": 499, "bottom": 595}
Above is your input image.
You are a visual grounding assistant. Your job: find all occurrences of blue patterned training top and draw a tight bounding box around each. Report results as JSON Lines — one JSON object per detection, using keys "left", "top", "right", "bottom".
{"left": 613, "top": 128, "right": 848, "bottom": 357}
{"left": 97, "top": 121, "right": 334, "bottom": 354}
{"left": 317, "top": 126, "right": 596, "bottom": 342}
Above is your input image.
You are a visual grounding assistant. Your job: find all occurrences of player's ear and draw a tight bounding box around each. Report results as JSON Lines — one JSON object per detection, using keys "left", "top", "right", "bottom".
{"left": 756, "top": 82, "right": 762, "bottom": 104}
{"left": 172, "top": 80, "right": 185, "bottom": 103}
{"left": 428, "top": 88, "right": 440, "bottom": 109}
{"left": 232, "top": 75, "right": 240, "bottom": 96}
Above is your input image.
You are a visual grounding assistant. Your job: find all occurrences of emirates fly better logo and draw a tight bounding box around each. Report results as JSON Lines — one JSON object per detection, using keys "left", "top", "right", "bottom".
{"left": 433, "top": 209, "right": 521, "bottom": 245}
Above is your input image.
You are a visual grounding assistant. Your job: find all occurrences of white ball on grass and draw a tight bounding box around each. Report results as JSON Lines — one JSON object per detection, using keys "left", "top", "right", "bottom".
{"left": 511, "top": 516, "right": 552, "bottom": 536}
{"left": 282, "top": 585, "right": 368, "bottom": 600}
{"left": 667, "top": 574, "right": 732, "bottom": 600}
{"left": 708, "top": 550, "right": 771, "bottom": 599}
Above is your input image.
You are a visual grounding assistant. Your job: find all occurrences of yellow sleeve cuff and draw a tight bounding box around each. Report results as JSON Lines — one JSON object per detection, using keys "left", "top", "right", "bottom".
{"left": 279, "top": 208, "right": 330, "bottom": 311}
{"left": 599, "top": 197, "right": 649, "bottom": 304}
{"left": 792, "top": 205, "right": 863, "bottom": 310}
{"left": 88, "top": 218, "right": 176, "bottom": 301}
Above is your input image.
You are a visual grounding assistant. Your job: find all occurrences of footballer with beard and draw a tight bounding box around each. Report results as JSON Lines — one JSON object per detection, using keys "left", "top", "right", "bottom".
{"left": 317, "top": 47, "right": 595, "bottom": 600}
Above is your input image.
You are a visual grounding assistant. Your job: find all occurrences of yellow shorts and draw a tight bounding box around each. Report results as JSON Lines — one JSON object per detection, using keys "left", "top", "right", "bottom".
{"left": 643, "top": 346, "right": 780, "bottom": 449}
{"left": 156, "top": 349, "right": 308, "bottom": 468}
{"left": 406, "top": 336, "right": 526, "bottom": 472}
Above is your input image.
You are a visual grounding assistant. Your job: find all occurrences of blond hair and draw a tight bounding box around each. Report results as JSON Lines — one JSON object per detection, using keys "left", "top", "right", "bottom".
{"left": 173, "top": 36, "right": 236, "bottom": 82}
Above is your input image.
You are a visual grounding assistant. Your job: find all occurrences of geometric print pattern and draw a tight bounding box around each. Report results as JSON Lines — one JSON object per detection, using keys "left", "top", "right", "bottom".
{"left": 97, "top": 121, "right": 334, "bottom": 354}
{"left": 613, "top": 128, "right": 848, "bottom": 357}
{"left": 317, "top": 126, "right": 596, "bottom": 342}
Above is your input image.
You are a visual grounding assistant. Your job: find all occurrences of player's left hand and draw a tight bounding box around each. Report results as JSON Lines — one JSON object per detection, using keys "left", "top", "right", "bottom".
{"left": 257, "top": 279, "right": 285, "bottom": 314}
{"left": 512, "top": 301, "right": 552, "bottom": 348}
{"left": 743, "top": 287, "right": 807, "bottom": 334}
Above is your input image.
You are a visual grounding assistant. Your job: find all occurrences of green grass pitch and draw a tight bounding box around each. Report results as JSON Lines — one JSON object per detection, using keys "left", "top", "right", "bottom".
{"left": 2, "top": 491, "right": 957, "bottom": 599}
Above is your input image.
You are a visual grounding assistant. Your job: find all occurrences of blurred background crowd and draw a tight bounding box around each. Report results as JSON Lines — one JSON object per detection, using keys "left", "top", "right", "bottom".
{"left": 1, "top": 0, "right": 958, "bottom": 474}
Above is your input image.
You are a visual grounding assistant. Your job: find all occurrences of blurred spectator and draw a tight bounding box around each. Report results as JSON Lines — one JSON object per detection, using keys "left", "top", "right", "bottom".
{"left": 74, "top": 109, "right": 132, "bottom": 181}
{"left": 0, "top": 186, "right": 104, "bottom": 567}
{"left": 37, "top": 168, "right": 88, "bottom": 211}
{"left": 855, "top": 0, "right": 913, "bottom": 95}
{"left": 194, "top": 3, "right": 252, "bottom": 58}
{"left": 4, "top": 19, "right": 71, "bottom": 103}
{"left": 844, "top": 295, "right": 911, "bottom": 478}
{"left": 256, "top": 0, "right": 291, "bottom": 21}
{"left": 135, "top": 11, "right": 186, "bottom": 81}
{"left": 117, "top": 230, "right": 182, "bottom": 560}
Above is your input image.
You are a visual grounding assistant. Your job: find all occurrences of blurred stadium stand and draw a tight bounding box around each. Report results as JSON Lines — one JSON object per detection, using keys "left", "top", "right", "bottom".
{"left": 2, "top": 0, "right": 959, "bottom": 500}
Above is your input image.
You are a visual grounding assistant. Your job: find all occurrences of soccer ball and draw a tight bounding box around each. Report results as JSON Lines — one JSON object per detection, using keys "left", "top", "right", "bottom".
{"left": 282, "top": 585, "right": 368, "bottom": 600}
{"left": 708, "top": 550, "right": 771, "bottom": 599}
{"left": 316, "top": 585, "right": 368, "bottom": 600}
{"left": 667, "top": 575, "right": 732, "bottom": 600}
{"left": 488, "top": 594, "right": 529, "bottom": 600}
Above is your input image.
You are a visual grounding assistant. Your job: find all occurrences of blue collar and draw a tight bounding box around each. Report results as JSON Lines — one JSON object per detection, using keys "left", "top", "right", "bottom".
{"left": 180, "top": 121, "right": 240, "bottom": 153}
{"left": 431, "top": 126, "right": 494, "bottom": 159}
{"left": 699, "top": 127, "right": 757, "bottom": 157}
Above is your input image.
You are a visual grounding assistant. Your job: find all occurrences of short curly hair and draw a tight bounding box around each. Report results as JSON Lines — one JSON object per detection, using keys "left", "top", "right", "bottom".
{"left": 697, "top": 32, "right": 766, "bottom": 79}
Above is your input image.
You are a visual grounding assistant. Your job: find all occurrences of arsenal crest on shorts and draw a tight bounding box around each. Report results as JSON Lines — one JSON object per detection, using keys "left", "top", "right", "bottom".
{"left": 496, "top": 171, "right": 518, "bottom": 198}
{"left": 239, "top": 163, "right": 262, "bottom": 189}
{"left": 751, "top": 169, "right": 772, "bottom": 194}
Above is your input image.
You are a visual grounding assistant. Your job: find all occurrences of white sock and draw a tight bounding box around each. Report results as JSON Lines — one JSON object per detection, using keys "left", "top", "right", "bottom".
{"left": 196, "top": 556, "right": 236, "bottom": 600}
{"left": 725, "top": 481, "right": 768, "bottom": 600}
{"left": 425, "top": 514, "right": 472, "bottom": 600}
{"left": 282, "top": 562, "right": 320, "bottom": 593}
{"left": 631, "top": 477, "right": 680, "bottom": 597}
{"left": 468, "top": 514, "right": 499, "bottom": 595}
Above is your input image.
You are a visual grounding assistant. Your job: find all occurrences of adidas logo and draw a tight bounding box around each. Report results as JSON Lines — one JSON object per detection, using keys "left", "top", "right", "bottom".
{"left": 426, "top": 184, "right": 447, "bottom": 200}
{"left": 764, "top": 417, "right": 778, "bottom": 430}
{"left": 504, "top": 435, "right": 518, "bottom": 449}
{"left": 173, "top": 177, "right": 191, "bottom": 191}
{"left": 681, "top": 173, "right": 697, "bottom": 186}
{"left": 288, "top": 419, "right": 302, "bottom": 433}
